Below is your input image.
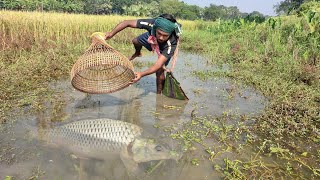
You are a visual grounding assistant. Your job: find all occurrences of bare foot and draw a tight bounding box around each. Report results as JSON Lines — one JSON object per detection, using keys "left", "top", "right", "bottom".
{"left": 129, "top": 52, "right": 142, "bottom": 61}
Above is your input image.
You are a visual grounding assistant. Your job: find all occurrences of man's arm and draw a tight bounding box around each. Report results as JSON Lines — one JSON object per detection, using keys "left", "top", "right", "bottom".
{"left": 132, "top": 55, "right": 168, "bottom": 83}
{"left": 105, "top": 20, "right": 138, "bottom": 40}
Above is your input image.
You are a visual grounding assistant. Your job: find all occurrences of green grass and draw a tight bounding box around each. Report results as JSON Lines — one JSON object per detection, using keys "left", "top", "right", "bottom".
{"left": 0, "top": 10, "right": 319, "bottom": 179}
{"left": 184, "top": 13, "right": 319, "bottom": 179}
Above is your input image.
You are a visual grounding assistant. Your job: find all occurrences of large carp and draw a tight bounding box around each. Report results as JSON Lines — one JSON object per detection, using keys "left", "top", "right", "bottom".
{"left": 36, "top": 118, "right": 142, "bottom": 153}
{"left": 27, "top": 118, "right": 181, "bottom": 173}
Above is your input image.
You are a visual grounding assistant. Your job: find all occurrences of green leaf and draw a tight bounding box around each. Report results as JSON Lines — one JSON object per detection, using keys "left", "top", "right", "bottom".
{"left": 301, "top": 152, "right": 308, "bottom": 157}
{"left": 4, "top": 176, "right": 13, "bottom": 180}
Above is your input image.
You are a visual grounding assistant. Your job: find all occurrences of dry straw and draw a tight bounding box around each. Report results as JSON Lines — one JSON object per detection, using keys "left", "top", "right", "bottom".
{"left": 70, "top": 32, "right": 135, "bottom": 94}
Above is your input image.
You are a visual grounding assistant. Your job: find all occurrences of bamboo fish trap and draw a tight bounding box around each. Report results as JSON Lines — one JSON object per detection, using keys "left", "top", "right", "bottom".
{"left": 70, "top": 32, "right": 135, "bottom": 94}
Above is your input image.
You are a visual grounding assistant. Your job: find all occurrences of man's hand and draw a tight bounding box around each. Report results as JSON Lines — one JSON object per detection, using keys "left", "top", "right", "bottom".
{"left": 105, "top": 32, "right": 113, "bottom": 40}
{"left": 131, "top": 72, "right": 142, "bottom": 83}
{"left": 163, "top": 66, "right": 171, "bottom": 72}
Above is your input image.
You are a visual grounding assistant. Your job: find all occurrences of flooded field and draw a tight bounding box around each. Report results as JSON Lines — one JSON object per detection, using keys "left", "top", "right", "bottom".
{"left": 0, "top": 52, "right": 267, "bottom": 179}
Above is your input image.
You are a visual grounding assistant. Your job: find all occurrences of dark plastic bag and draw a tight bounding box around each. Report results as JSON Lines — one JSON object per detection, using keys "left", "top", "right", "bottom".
{"left": 163, "top": 72, "right": 188, "bottom": 100}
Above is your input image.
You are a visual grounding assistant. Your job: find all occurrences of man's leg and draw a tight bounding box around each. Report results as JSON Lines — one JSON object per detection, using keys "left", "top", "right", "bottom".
{"left": 130, "top": 32, "right": 152, "bottom": 61}
{"left": 156, "top": 68, "right": 165, "bottom": 94}
{"left": 129, "top": 38, "right": 143, "bottom": 61}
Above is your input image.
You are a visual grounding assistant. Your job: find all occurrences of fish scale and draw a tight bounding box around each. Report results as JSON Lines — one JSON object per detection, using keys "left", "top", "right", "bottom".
{"left": 39, "top": 118, "right": 142, "bottom": 152}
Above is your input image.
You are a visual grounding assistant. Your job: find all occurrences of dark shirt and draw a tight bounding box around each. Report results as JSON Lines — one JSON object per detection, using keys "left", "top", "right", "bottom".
{"left": 136, "top": 18, "right": 178, "bottom": 59}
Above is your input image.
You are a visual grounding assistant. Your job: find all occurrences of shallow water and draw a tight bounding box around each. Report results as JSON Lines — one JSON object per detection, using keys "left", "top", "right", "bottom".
{"left": 0, "top": 52, "right": 266, "bottom": 179}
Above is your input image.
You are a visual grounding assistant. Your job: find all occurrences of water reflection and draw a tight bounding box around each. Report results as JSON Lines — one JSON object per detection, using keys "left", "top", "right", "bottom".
{"left": 154, "top": 94, "right": 188, "bottom": 124}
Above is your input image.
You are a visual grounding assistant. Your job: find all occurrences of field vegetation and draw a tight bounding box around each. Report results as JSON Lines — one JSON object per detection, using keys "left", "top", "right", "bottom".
{"left": 0, "top": 1, "right": 319, "bottom": 178}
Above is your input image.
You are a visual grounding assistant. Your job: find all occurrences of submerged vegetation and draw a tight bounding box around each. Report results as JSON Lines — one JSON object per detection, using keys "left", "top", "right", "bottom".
{"left": 0, "top": 2, "right": 319, "bottom": 178}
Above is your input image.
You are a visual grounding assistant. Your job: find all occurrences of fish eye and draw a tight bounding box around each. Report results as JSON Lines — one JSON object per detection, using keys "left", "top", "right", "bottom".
{"left": 155, "top": 145, "right": 162, "bottom": 151}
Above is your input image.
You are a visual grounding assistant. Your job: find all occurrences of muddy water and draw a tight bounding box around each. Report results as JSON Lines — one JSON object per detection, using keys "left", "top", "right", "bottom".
{"left": 0, "top": 52, "right": 266, "bottom": 179}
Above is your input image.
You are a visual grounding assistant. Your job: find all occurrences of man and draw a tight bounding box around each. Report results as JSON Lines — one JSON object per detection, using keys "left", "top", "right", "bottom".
{"left": 105, "top": 14, "right": 182, "bottom": 94}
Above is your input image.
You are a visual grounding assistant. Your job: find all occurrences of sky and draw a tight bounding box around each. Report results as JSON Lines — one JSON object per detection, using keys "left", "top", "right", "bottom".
{"left": 182, "top": 0, "right": 283, "bottom": 16}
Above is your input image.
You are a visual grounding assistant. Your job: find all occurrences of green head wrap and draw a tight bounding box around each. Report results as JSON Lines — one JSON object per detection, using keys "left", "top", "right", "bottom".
{"left": 151, "top": 17, "right": 182, "bottom": 37}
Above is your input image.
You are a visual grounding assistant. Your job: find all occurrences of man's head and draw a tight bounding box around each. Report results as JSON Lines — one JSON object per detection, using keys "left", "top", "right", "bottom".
{"left": 152, "top": 14, "right": 180, "bottom": 43}
{"left": 155, "top": 28, "right": 170, "bottom": 43}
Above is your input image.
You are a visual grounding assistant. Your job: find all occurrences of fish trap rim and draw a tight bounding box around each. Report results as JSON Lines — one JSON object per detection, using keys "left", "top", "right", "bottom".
{"left": 70, "top": 32, "right": 135, "bottom": 94}
{"left": 71, "top": 65, "right": 135, "bottom": 94}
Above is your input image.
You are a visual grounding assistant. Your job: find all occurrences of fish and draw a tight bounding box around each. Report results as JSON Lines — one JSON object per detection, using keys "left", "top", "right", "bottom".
{"left": 27, "top": 118, "right": 181, "bottom": 172}
{"left": 38, "top": 118, "right": 142, "bottom": 152}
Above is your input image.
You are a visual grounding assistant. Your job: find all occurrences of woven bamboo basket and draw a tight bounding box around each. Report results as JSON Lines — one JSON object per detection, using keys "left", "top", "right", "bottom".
{"left": 70, "top": 32, "right": 135, "bottom": 94}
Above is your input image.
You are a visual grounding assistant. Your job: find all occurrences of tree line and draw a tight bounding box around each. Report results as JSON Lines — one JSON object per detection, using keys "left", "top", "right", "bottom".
{"left": 1, "top": 0, "right": 317, "bottom": 21}
{"left": 274, "top": 0, "right": 319, "bottom": 15}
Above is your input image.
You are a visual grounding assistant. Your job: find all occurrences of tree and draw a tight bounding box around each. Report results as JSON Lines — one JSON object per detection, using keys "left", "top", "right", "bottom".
{"left": 274, "top": 0, "right": 305, "bottom": 15}
{"left": 179, "top": 3, "right": 201, "bottom": 20}
{"left": 111, "top": 0, "right": 136, "bottom": 14}
{"left": 61, "top": 0, "right": 84, "bottom": 13}
{"left": 245, "top": 11, "right": 266, "bottom": 23}
{"left": 84, "top": 0, "right": 112, "bottom": 14}
{"left": 203, "top": 4, "right": 223, "bottom": 21}
{"left": 0, "top": 0, "right": 265, "bottom": 21}
{"left": 225, "top": 6, "right": 241, "bottom": 19}
{"left": 123, "top": 1, "right": 159, "bottom": 17}
{"left": 1, "top": 0, "right": 23, "bottom": 10}
{"left": 159, "top": 0, "right": 183, "bottom": 18}
{"left": 297, "top": 1, "right": 320, "bottom": 14}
